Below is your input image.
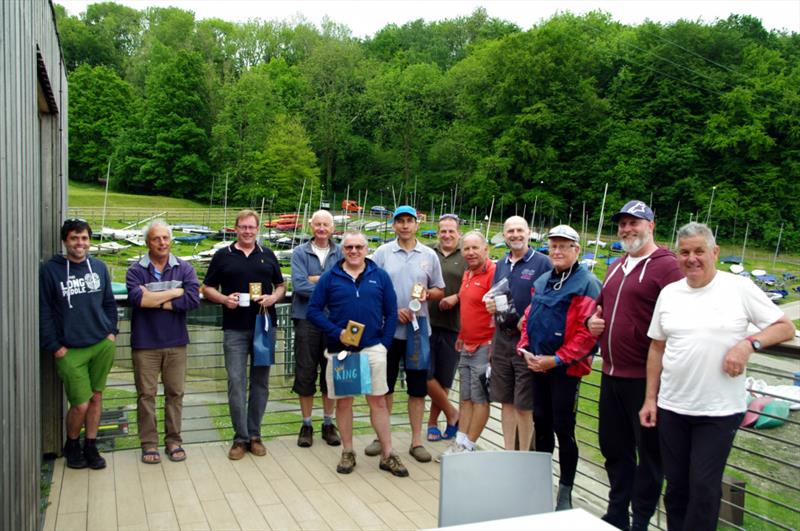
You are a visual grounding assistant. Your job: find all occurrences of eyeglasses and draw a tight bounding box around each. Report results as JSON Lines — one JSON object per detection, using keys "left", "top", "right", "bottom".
{"left": 549, "top": 243, "right": 577, "bottom": 253}
{"left": 439, "top": 213, "right": 460, "bottom": 222}
{"left": 236, "top": 225, "right": 258, "bottom": 230}
{"left": 344, "top": 244, "right": 366, "bottom": 250}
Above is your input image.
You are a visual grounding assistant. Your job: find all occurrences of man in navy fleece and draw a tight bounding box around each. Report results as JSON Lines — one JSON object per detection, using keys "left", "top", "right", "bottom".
{"left": 40, "top": 219, "right": 118, "bottom": 470}
{"left": 307, "top": 231, "right": 408, "bottom": 477}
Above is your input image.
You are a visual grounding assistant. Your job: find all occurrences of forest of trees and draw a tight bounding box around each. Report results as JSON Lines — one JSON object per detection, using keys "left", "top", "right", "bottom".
{"left": 57, "top": 3, "right": 800, "bottom": 250}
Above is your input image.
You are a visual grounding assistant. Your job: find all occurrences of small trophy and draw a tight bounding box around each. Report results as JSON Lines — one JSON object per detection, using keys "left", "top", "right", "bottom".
{"left": 341, "top": 320, "right": 365, "bottom": 347}
{"left": 411, "top": 282, "right": 424, "bottom": 300}
{"left": 249, "top": 282, "right": 263, "bottom": 298}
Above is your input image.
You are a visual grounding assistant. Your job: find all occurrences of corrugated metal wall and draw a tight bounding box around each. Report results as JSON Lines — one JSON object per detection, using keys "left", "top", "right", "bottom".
{"left": 0, "top": 1, "right": 67, "bottom": 529}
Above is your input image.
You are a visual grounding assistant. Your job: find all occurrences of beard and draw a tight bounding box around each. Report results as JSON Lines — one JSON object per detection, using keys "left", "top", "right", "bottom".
{"left": 621, "top": 230, "right": 650, "bottom": 255}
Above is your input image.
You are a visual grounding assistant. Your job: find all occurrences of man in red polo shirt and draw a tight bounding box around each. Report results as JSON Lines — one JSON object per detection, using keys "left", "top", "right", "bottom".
{"left": 437, "top": 231, "right": 496, "bottom": 459}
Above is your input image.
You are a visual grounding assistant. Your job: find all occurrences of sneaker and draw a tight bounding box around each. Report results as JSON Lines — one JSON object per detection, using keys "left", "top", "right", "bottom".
{"left": 83, "top": 443, "right": 106, "bottom": 470}
{"left": 63, "top": 439, "right": 87, "bottom": 469}
{"left": 434, "top": 442, "right": 468, "bottom": 463}
{"left": 249, "top": 438, "right": 267, "bottom": 456}
{"left": 364, "top": 438, "right": 381, "bottom": 456}
{"left": 379, "top": 453, "right": 409, "bottom": 477}
{"left": 409, "top": 444, "right": 432, "bottom": 463}
{"left": 336, "top": 450, "right": 356, "bottom": 474}
{"left": 297, "top": 424, "right": 313, "bottom": 448}
{"left": 321, "top": 423, "right": 341, "bottom": 446}
{"left": 228, "top": 441, "right": 247, "bottom": 460}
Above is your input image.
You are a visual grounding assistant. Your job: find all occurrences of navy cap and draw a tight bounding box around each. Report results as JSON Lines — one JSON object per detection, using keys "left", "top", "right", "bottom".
{"left": 611, "top": 200, "right": 654, "bottom": 222}
{"left": 393, "top": 205, "right": 417, "bottom": 221}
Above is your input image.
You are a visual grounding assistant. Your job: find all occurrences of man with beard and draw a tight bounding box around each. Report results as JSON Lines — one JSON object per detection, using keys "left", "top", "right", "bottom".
{"left": 588, "top": 200, "right": 683, "bottom": 530}
{"left": 485, "top": 216, "right": 551, "bottom": 451}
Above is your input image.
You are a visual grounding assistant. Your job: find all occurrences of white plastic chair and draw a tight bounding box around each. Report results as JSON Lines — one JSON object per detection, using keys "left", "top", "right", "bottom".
{"left": 437, "top": 450, "right": 554, "bottom": 527}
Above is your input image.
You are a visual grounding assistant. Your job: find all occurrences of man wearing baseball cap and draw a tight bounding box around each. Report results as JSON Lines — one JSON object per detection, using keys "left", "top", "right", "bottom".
{"left": 371, "top": 205, "right": 445, "bottom": 463}
{"left": 587, "top": 200, "right": 683, "bottom": 530}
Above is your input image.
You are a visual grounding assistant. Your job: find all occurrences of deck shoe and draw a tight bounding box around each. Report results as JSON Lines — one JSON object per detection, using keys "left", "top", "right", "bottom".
{"left": 379, "top": 453, "right": 409, "bottom": 477}
{"left": 556, "top": 482, "right": 573, "bottom": 511}
{"left": 83, "top": 441, "right": 106, "bottom": 470}
{"left": 228, "top": 441, "right": 247, "bottom": 460}
{"left": 364, "top": 438, "right": 381, "bottom": 456}
{"left": 321, "top": 423, "right": 341, "bottom": 446}
{"left": 297, "top": 424, "right": 313, "bottom": 447}
{"left": 63, "top": 438, "right": 87, "bottom": 469}
{"left": 409, "top": 445, "right": 432, "bottom": 463}
{"left": 249, "top": 438, "right": 267, "bottom": 456}
{"left": 336, "top": 450, "right": 356, "bottom": 474}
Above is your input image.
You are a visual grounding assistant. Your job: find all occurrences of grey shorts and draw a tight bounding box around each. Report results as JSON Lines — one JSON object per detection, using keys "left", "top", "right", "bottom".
{"left": 489, "top": 329, "right": 534, "bottom": 410}
{"left": 459, "top": 344, "right": 491, "bottom": 404}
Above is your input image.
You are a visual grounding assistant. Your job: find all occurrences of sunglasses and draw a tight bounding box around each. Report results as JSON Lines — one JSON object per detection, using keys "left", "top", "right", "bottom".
{"left": 64, "top": 217, "right": 87, "bottom": 223}
{"left": 439, "top": 213, "right": 460, "bottom": 222}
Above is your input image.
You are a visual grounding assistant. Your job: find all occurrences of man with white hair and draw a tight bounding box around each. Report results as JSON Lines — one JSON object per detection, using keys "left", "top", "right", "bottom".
{"left": 588, "top": 200, "right": 682, "bottom": 530}
{"left": 126, "top": 220, "right": 200, "bottom": 463}
{"left": 485, "top": 216, "right": 551, "bottom": 450}
{"left": 291, "top": 210, "right": 343, "bottom": 447}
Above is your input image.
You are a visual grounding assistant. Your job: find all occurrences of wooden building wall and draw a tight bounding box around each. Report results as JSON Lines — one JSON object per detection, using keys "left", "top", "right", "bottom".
{"left": 0, "top": 1, "right": 68, "bottom": 529}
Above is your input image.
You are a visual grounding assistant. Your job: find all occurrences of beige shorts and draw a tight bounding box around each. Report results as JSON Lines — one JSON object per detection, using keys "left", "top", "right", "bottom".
{"left": 325, "top": 343, "right": 389, "bottom": 399}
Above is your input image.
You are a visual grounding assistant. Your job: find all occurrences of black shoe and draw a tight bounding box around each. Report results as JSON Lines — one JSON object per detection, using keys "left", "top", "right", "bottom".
{"left": 321, "top": 423, "right": 341, "bottom": 446}
{"left": 297, "top": 424, "right": 313, "bottom": 447}
{"left": 63, "top": 439, "right": 88, "bottom": 469}
{"left": 83, "top": 442, "right": 106, "bottom": 470}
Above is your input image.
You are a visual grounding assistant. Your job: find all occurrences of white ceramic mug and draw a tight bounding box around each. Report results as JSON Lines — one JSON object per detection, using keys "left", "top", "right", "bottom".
{"left": 238, "top": 293, "right": 251, "bottom": 307}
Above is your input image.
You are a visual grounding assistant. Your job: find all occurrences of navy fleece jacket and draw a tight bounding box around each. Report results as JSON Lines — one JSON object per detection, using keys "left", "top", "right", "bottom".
{"left": 39, "top": 255, "right": 118, "bottom": 354}
{"left": 307, "top": 258, "right": 397, "bottom": 351}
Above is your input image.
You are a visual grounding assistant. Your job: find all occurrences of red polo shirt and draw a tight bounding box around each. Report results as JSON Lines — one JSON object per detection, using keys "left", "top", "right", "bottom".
{"left": 457, "top": 259, "right": 497, "bottom": 350}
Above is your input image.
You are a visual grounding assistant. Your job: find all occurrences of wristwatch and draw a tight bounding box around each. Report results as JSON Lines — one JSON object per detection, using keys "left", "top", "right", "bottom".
{"left": 745, "top": 336, "right": 762, "bottom": 351}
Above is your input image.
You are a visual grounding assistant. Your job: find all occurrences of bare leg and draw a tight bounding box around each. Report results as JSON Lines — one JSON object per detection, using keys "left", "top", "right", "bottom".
{"left": 515, "top": 407, "right": 534, "bottom": 451}
{"left": 385, "top": 393, "right": 394, "bottom": 414}
{"left": 66, "top": 402, "right": 90, "bottom": 439}
{"left": 427, "top": 378, "right": 459, "bottom": 425}
{"left": 366, "top": 395, "right": 393, "bottom": 457}
{"left": 84, "top": 392, "right": 103, "bottom": 439}
{"left": 468, "top": 403, "right": 490, "bottom": 443}
{"left": 501, "top": 403, "right": 517, "bottom": 450}
{"left": 299, "top": 395, "right": 314, "bottom": 419}
{"left": 427, "top": 401, "right": 442, "bottom": 429}
{"left": 323, "top": 396, "right": 336, "bottom": 418}
{"left": 459, "top": 401, "right": 474, "bottom": 435}
{"left": 409, "top": 396, "right": 425, "bottom": 447}
{"left": 336, "top": 397, "right": 354, "bottom": 450}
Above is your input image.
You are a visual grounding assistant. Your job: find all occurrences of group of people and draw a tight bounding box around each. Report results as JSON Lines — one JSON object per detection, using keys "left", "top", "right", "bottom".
{"left": 40, "top": 199, "right": 794, "bottom": 531}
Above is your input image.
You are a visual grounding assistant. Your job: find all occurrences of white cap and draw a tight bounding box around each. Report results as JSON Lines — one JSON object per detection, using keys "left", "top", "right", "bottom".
{"left": 547, "top": 224, "right": 580, "bottom": 242}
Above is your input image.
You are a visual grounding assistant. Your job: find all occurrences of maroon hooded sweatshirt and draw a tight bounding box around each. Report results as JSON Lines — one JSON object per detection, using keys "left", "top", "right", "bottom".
{"left": 597, "top": 247, "right": 683, "bottom": 378}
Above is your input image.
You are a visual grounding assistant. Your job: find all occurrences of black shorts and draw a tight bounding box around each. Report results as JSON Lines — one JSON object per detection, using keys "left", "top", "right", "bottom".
{"left": 489, "top": 329, "right": 534, "bottom": 410}
{"left": 387, "top": 338, "right": 428, "bottom": 398}
{"left": 427, "top": 326, "right": 459, "bottom": 389}
{"left": 291, "top": 319, "right": 328, "bottom": 396}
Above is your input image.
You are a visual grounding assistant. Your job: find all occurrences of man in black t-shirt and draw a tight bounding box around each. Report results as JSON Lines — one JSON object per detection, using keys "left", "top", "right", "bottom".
{"left": 203, "top": 209, "right": 286, "bottom": 460}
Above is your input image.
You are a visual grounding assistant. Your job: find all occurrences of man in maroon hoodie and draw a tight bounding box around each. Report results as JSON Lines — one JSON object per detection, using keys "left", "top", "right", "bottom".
{"left": 588, "top": 200, "right": 683, "bottom": 531}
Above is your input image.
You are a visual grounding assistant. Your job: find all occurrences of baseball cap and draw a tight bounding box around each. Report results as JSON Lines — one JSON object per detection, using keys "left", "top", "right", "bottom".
{"left": 393, "top": 205, "right": 417, "bottom": 221}
{"left": 611, "top": 200, "right": 654, "bottom": 222}
{"left": 547, "top": 224, "right": 580, "bottom": 242}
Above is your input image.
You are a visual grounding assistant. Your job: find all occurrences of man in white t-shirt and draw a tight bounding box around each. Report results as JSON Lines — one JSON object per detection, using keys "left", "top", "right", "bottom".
{"left": 639, "top": 222, "right": 795, "bottom": 531}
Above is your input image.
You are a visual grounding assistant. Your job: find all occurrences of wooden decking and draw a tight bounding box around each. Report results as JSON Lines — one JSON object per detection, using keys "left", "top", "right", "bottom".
{"left": 44, "top": 433, "right": 442, "bottom": 530}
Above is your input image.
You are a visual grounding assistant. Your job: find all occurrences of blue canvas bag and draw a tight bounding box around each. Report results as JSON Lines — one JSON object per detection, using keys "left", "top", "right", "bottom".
{"left": 332, "top": 352, "right": 372, "bottom": 396}
{"left": 253, "top": 307, "right": 275, "bottom": 366}
{"left": 405, "top": 316, "right": 431, "bottom": 370}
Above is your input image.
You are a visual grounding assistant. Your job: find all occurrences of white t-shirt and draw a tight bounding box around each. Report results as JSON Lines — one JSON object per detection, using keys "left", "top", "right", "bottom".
{"left": 648, "top": 271, "right": 783, "bottom": 416}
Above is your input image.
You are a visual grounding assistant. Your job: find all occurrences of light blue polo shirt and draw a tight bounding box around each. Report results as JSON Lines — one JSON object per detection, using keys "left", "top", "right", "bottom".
{"left": 372, "top": 239, "right": 445, "bottom": 340}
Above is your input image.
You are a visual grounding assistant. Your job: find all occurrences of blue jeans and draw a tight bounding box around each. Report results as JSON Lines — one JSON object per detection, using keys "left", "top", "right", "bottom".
{"left": 223, "top": 329, "right": 271, "bottom": 443}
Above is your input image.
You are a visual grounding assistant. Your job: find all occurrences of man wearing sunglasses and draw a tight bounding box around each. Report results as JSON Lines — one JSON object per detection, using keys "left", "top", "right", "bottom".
{"left": 40, "top": 218, "right": 118, "bottom": 470}
{"left": 203, "top": 209, "right": 286, "bottom": 460}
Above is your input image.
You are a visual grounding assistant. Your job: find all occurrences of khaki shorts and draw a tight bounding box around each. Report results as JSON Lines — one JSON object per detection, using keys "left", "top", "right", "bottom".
{"left": 325, "top": 343, "right": 389, "bottom": 399}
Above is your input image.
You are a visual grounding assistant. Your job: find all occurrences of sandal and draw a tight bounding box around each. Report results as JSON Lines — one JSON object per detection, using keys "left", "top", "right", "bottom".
{"left": 442, "top": 422, "right": 459, "bottom": 440}
{"left": 166, "top": 446, "right": 187, "bottom": 462}
{"left": 427, "top": 426, "right": 442, "bottom": 442}
{"left": 141, "top": 448, "right": 161, "bottom": 464}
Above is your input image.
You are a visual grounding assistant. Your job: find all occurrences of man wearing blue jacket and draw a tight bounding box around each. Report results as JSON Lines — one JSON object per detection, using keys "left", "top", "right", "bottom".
{"left": 40, "top": 219, "right": 118, "bottom": 470}
{"left": 307, "top": 231, "right": 408, "bottom": 477}
{"left": 291, "top": 210, "right": 343, "bottom": 447}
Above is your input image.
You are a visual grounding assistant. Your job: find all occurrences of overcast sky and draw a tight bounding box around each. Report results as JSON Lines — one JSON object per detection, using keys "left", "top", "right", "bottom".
{"left": 60, "top": 0, "right": 799, "bottom": 37}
